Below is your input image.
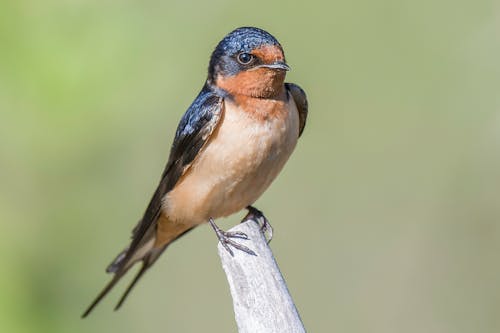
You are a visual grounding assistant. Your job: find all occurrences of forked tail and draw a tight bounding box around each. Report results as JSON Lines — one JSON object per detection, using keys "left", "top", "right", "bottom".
{"left": 82, "top": 223, "right": 194, "bottom": 318}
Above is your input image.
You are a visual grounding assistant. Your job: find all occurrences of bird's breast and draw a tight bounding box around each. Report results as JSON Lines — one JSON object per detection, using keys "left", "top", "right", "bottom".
{"left": 163, "top": 92, "right": 300, "bottom": 224}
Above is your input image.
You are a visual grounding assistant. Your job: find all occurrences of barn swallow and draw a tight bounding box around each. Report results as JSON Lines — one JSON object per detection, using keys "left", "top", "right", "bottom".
{"left": 82, "top": 26, "right": 308, "bottom": 317}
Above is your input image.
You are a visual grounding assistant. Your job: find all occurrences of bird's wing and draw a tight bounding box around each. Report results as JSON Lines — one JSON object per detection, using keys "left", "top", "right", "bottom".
{"left": 285, "top": 83, "right": 308, "bottom": 137}
{"left": 121, "top": 85, "right": 224, "bottom": 267}
{"left": 82, "top": 85, "right": 224, "bottom": 317}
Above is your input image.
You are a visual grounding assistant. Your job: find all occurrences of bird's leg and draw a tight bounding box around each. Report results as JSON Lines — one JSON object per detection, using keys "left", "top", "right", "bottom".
{"left": 243, "top": 206, "right": 273, "bottom": 243}
{"left": 209, "top": 218, "right": 256, "bottom": 257}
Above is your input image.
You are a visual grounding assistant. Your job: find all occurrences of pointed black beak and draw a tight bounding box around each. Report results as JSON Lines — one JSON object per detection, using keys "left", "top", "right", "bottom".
{"left": 258, "top": 61, "right": 291, "bottom": 71}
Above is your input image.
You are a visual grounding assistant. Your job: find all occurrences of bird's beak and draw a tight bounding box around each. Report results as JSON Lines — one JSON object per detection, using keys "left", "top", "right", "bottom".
{"left": 257, "top": 61, "right": 291, "bottom": 71}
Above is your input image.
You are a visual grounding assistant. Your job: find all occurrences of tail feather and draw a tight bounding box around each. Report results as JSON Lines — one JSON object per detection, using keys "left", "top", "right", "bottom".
{"left": 81, "top": 266, "right": 131, "bottom": 318}
{"left": 82, "top": 253, "right": 154, "bottom": 318}
{"left": 82, "top": 224, "right": 196, "bottom": 318}
{"left": 113, "top": 246, "right": 167, "bottom": 311}
{"left": 114, "top": 262, "right": 149, "bottom": 311}
{"left": 106, "top": 246, "right": 129, "bottom": 273}
{"left": 82, "top": 238, "right": 155, "bottom": 318}
{"left": 112, "top": 226, "right": 197, "bottom": 312}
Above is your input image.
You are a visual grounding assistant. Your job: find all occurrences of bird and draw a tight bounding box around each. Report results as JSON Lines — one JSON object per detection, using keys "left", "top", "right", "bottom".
{"left": 82, "top": 26, "right": 308, "bottom": 317}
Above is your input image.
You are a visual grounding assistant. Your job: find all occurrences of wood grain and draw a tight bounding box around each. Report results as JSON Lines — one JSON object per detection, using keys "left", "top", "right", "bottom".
{"left": 217, "top": 220, "right": 306, "bottom": 333}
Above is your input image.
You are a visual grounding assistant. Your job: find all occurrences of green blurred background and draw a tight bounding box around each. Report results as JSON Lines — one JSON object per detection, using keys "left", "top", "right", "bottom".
{"left": 1, "top": 0, "right": 500, "bottom": 332}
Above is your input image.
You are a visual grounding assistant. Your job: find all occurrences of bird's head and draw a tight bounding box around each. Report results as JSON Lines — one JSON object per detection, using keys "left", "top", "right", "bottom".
{"left": 207, "top": 27, "right": 290, "bottom": 99}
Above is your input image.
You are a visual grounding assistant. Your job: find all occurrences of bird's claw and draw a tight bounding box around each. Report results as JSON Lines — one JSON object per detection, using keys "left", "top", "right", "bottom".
{"left": 244, "top": 206, "right": 273, "bottom": 243}
{"left": 209, "top": 218, "right": 256, "bottom": 257}
{"left": 224, "top": 231, "right": 249, "bottom": 240}
{"left": 219, "top": 235, "right": 256, "bottom": 257}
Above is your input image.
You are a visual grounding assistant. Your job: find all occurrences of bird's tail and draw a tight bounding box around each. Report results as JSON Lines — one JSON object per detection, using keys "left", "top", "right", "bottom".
{"left": 82, "top": 222, "right": 194, "bottom": 318}
{"left": 81, "top": 238, "right": 160, "bottom": 318}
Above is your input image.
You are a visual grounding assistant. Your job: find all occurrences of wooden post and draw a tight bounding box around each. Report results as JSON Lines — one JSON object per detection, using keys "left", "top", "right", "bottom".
{"left": 217, "top": 220, "right": 306, "bottom": 333}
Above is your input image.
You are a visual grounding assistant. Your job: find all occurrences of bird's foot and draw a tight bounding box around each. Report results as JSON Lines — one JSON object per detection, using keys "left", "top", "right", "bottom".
{"left": 244, "top": 206, "right": 273, "bottom": 243}
{"left": 209, "top": 218, "right": 256, "bottom": 257}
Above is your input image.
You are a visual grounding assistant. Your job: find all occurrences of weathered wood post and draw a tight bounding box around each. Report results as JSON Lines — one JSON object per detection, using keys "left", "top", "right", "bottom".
{"left": 217, "top": 219, "right": 306, "bottom": 333}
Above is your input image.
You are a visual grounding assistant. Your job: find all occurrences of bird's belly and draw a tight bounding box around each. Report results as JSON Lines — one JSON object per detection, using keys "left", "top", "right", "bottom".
{"left": 163, "top": 96, "right": 299, "bottom": 224}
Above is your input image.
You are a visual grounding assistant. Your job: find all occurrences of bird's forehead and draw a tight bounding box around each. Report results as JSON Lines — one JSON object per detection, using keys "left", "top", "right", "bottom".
{"left": 250, "top": 44, "right": 284, "bottom": 63}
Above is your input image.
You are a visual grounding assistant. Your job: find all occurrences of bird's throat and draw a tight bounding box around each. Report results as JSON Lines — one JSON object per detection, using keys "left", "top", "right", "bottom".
{"left": 216, "top": 68, "right": 286, "bottom": 99}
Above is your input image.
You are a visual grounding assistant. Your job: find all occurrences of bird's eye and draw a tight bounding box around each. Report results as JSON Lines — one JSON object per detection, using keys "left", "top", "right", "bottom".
{"left": 237, "top": 52, "right": 254, "bottom": 65}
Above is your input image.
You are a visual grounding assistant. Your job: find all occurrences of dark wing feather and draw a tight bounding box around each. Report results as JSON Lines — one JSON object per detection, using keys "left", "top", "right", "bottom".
{"left": 82, "top": 84, "right": 223, "bottom": 317}
{"left": 123, "top": 85, "right": 224, "bottom": 265}
{"left": 285, "top": 83, "right": 308, "bottom": 137}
